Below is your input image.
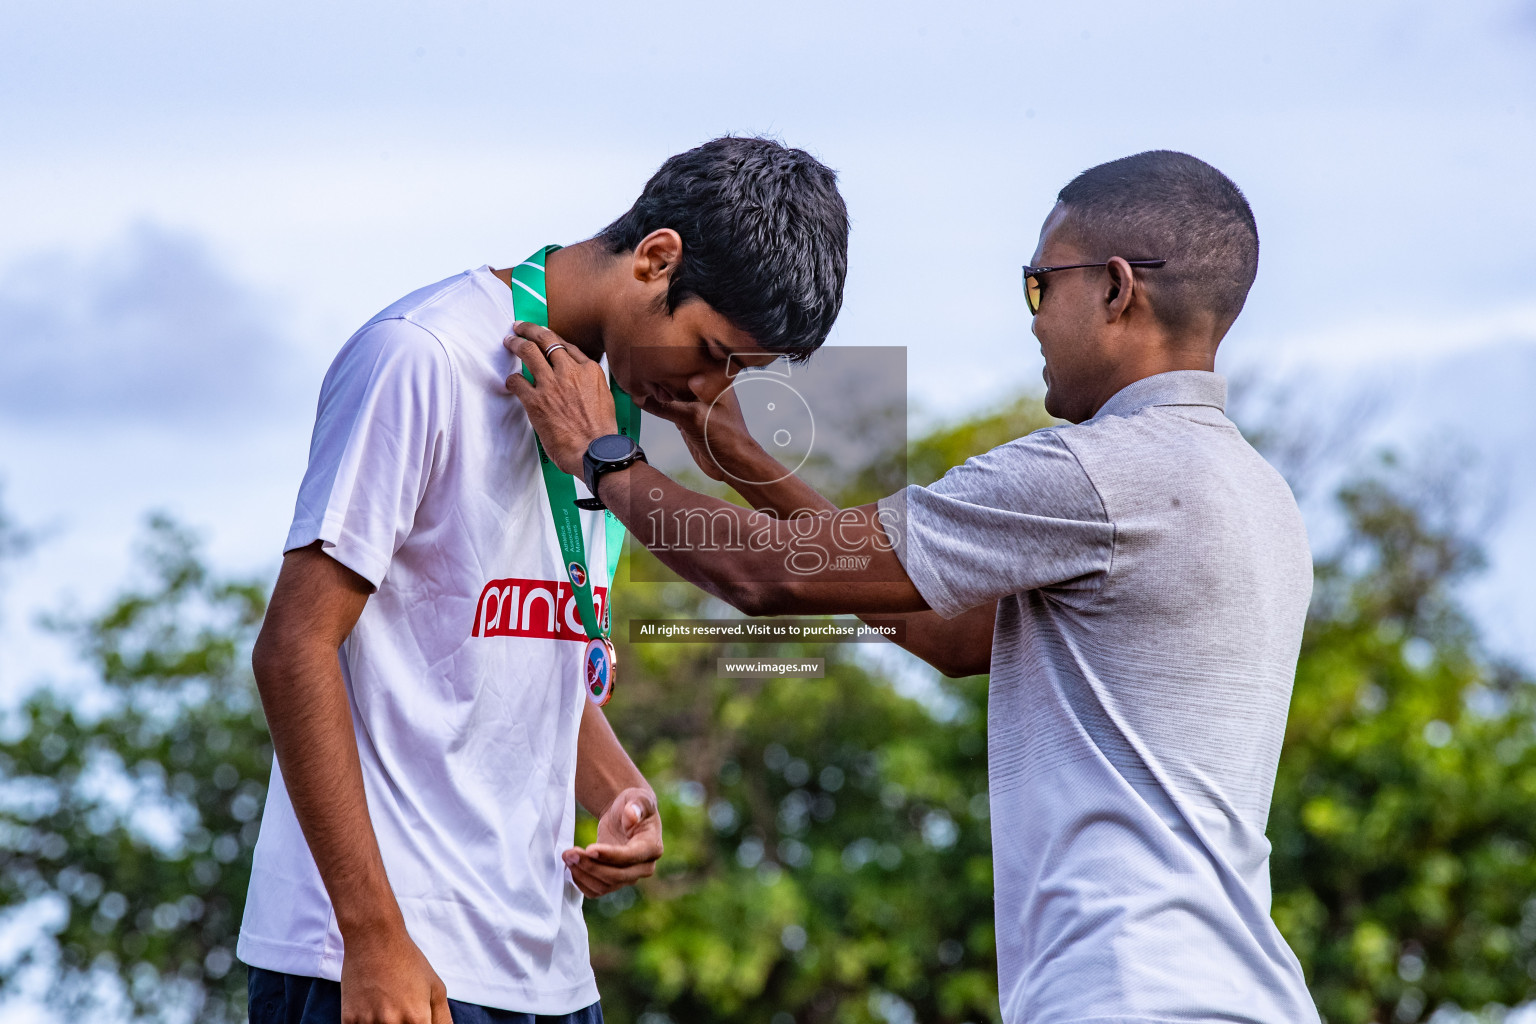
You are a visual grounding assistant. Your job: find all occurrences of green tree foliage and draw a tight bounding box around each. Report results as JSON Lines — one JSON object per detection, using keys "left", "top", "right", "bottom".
{"left": 1269, "top": 455, "right": 1536, "bottom": 1023}
{"left": 0, "top": 515, "right": 269, "bottom": 1023}
{"left": 0, "top": 397, "right": 1531, "bottom": 1024}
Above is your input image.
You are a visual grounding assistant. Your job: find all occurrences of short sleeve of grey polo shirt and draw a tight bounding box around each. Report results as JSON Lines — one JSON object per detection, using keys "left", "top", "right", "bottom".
{"left": 878, "top": 427, "right": 1115, "bottom": 618}
{"left": 876, "top": 371, "right": 1319, "bottom": 1024}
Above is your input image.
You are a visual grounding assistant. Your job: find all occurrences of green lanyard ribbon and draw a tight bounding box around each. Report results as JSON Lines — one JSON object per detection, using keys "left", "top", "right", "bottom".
{"left": 510, "top": 246, "right": 638, "bottom": 641}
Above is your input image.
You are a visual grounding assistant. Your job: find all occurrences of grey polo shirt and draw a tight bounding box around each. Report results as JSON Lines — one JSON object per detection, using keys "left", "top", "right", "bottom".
{"left": 878, "top": 371, "right": 1318, "bottom": 1024}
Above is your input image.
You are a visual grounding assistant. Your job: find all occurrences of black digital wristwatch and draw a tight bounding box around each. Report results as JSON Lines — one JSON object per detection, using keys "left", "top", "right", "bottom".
{"left": 578, "top": 434, "right": 646, "bottom": 510}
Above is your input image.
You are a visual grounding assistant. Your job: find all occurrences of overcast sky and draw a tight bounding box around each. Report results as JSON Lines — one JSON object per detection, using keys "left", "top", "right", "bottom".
{"left": 1, "top": 0, "right": 1534, "bottom": 696}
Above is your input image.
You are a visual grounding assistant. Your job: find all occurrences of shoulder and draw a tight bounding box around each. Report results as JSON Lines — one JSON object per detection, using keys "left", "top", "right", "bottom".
{"left": 329, "top": 271, "right": 506, "bottom": 377}
{"left": 328, "top": 315, "right": 453, "bottom": 386}
{"left": 313, "top": 315, "right": 458, "bottom": 435}
{"left": 383, "top": 268, "right": 513, "bottom": 346}
{"left": 937, "top": 427, "right": 1080, "bottom": 480}
{"left": 925, "top": 427, "right": 1105, "bottom": 522}
{"left": 366, "top": 270, "right": 491, "bottom": 327}
{"left": 1055, "top": 401, "right": 1246, "bottom": 491}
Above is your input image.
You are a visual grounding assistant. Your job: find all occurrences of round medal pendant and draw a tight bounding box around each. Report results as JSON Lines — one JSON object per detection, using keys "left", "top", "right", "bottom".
{"left": 583, "top": 637, "right": 615, "bottom": 707}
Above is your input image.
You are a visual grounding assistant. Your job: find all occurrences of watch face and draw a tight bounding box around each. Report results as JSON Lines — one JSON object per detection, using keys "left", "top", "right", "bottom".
{"left": 591, "top": 434, "right": 638, "bottom": 461}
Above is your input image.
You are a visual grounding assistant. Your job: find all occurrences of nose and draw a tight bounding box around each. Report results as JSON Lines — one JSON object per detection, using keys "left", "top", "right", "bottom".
{"left": 703, "top": 365, "right": 735, "bottom": 395}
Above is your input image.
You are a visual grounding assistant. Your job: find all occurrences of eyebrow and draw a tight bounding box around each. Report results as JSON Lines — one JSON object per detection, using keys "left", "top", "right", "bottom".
{"left": 709, "top": 340, "right": 740, "bottom": 368}
{"left": 715, "top": 338, "right": 780, "bottom": 369}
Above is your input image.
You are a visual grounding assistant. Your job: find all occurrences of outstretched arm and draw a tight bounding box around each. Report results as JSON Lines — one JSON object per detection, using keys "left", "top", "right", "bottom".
{"left": 640, "top": 366, "right": 996, "bottom": 678}
{"left": 504, "top": 325, "right": 995, "bottom": 675}
{"left": 590, "top": 459, "right": 921, "bottom": 614}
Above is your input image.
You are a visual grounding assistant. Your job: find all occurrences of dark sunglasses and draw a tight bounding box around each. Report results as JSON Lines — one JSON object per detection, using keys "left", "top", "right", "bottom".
{"left": 1021, "top": 259, "right": 1167, "bottom": 315}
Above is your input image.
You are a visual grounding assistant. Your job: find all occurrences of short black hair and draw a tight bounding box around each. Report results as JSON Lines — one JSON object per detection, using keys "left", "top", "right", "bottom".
{"left": 598, "top": 136, "right": 849, "bottom": 360}
{"left": 1056, "top": 151, "right": 1259, "bottom": 335}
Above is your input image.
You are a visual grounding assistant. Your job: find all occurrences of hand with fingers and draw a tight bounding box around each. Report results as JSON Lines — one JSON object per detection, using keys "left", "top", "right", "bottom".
{"left": 562, "top": 787, "right": 663, "bottom": 898}
{"left": 638, "top": 369, "right": 754, "bottom": 483}
{"left": 340, "top": 923, "right": 452, "bottom": 1024}
{"left": 643, "top": 368, "right": 810, "bottom": 506}
{"left": 502, "top": 321, "right": 617, "bottom": 477}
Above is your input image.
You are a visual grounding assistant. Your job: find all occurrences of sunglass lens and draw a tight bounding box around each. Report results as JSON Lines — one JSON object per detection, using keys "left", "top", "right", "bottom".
{"left": 1024, "top": 274, "right": 1042, "bottom": 315}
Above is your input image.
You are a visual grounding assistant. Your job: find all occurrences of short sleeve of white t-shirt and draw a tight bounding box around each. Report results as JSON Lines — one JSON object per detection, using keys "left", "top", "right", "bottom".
{"left": 286, "top": 318, "right": 456, "bottom": 586}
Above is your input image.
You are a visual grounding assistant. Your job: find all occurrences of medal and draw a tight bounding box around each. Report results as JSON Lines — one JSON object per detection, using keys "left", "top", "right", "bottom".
{"left": 508, "top": 246, "right": 638, "bottom": 706}
{"left": 584, "top": 637, "right": 616, "bottom": 707}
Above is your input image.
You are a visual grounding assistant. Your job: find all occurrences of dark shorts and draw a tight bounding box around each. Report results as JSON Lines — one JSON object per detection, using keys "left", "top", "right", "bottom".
{"left": 248, "top": 966, "right": 604, "bottom": 1024}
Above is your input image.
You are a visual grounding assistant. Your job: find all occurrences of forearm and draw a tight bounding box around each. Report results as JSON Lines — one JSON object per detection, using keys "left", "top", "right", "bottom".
{"left": 613, "top": 460, "right": 984, "bottom": 667}
{"left": 882, "top": 602, "right": 997, "bottom": 677}
{"left": 599, "top": 462, "right": 923, "bottom": 615}
{"left": 601, "top": 461, "right": 804, "bottom": 609}
{"left": 502, "top": 339, "right": 924, "bottom": 614}
{"left": 710, "top": 440, "right": 837, "bottom": 519}
{"left": 575, "top": 700, "right": 651, "bottom": 816}
{"left": 255, "top": 644, "right": 403, "bottom": 936}
{"left": 708, "top": 443, "right": 968, "bottom": 661}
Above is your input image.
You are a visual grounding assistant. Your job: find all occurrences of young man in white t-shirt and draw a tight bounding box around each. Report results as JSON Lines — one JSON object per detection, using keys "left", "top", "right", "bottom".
{"left": 238, "top": 137, "right": 850, "bottom": 1024}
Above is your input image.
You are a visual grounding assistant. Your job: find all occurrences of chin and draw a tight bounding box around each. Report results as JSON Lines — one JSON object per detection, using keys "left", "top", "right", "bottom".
{"left": 613, "top": 366, "right": 642, "bottom": 400}
{"left": 1043, "top": 389, "right": 1087, "bottom": 425}
{"left": 1042, "top": 388, "right": 1061, "bottom": 420}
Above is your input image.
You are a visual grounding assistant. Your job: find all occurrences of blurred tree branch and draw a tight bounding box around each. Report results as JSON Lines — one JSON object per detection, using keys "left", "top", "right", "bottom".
{"left": 0, "top": 513, "right": 269, "bottom": 1024}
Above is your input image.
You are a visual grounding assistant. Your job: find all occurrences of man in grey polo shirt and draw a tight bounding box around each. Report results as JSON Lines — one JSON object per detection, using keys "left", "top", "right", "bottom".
{"left": 506, "top": 150, "right": 1319, "bottom": 1022}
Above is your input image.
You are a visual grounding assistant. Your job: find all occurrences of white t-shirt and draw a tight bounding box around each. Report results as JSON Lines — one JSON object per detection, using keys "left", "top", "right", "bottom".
{"left": 237, "top": 267, "right": 611, "bottom": 1014}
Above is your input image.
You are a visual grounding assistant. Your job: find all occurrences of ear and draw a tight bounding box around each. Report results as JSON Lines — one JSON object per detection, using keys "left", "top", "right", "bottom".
{"left": 631, "top": 229, "right": 684, "bottom": 285}
{"left": 1102, "top": 256, "right": 1137, "bottom": 324}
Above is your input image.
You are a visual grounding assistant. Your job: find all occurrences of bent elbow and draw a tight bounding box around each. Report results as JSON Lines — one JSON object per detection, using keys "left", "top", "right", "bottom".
{"left": 250, "top": 630, "right": 274, "bottom": 685}
{"left": 250, "top": 628, "right": 283, "bottom": 697}
{"left": 935, "top": 651, "right": 991, "bottom": 679}
{"left": 722, "top": 581, "right": 794, "bottom": 618}
{"left": 250, "top": 621, "right": 308, "bottom": 700}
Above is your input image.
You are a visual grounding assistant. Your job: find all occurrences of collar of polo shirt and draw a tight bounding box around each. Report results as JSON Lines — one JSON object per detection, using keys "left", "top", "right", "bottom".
{"left": 1090, "top": 370, "right": 1227, "bottom": 422}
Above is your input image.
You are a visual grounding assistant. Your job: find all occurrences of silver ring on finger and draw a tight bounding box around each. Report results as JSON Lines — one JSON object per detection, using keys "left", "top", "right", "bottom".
{"left": 543, "top": 343, "right": 568, "bottom": 358}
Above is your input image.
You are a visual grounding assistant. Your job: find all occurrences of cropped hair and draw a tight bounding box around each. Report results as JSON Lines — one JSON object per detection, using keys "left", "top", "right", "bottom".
{"left": 598, "top": 137, "right": 849, "bottom": 359}
{"left": 1057, "top": 151, "right": 1259, "bottom": 334}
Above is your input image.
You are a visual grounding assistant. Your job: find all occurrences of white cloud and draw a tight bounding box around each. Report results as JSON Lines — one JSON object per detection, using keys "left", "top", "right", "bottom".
{"left": 0, "top": 226, "right": 312, "bottom": 425}
{"left": 1258, "top": 302, "right": 1536, "bottom": 372}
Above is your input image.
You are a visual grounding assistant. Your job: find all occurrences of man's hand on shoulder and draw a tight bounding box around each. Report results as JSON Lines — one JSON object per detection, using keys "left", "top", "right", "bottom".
{"left": 562, "top": 787, "right": 663, "bottom": 898}
{"left": 340, "top": 920, "right": 451, "bottom": 1024}
{"left": 503, "top": 322, "right": 616, "bottom": 477}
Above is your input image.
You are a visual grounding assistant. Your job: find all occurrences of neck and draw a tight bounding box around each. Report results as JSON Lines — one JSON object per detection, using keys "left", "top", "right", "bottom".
{"left": 1074, "top": 343, "right": 1216, "bottom": 422}
{"left": 544, "top": 242, "right": 609, "bottom": 360}
{"left": 494, "top": 241, "right": 608, "bottom": 359}
{"left": 1100, "top": 351, "right": 1214, "bottom": 410}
